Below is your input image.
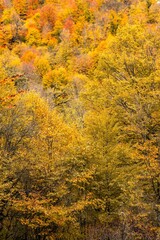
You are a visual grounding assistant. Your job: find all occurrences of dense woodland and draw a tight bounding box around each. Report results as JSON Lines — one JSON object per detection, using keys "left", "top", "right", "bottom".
{"left": 0, "top": 0, "right": 160, "bottom": 239}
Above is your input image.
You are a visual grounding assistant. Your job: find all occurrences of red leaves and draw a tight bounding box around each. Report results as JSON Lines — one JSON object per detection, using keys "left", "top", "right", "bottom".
{"left": 63, "top": 17, "right": 74, "bottom": 33}
{"left": 40, "top": 4, "right": 56, "bottom": 30}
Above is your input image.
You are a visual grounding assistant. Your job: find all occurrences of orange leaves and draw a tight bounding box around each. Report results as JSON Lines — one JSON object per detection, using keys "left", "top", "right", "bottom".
{"left": 0, "top": 75, "right": 23, "bottom": 108}
{"left": 72, "top": 54, "right": 94, "bottom": 75}
{"left": 28, "top": 0, "right": 39, "bottom": 11}
{"left": 40, "top": 4, "right": 56, "bottom": 30}
{"left": 21, "top": 49, "right": 37, "bottom": 63}
{"left": 63, "top": 17, "right": 74, "bottom": 34}
{"left": 13, "top": 0, "right": 28, "bottom": 18}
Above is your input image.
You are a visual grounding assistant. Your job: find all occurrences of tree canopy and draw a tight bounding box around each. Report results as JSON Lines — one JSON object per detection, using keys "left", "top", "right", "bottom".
{"left": 0, "top": 0, "right": 160, "bottom": 239}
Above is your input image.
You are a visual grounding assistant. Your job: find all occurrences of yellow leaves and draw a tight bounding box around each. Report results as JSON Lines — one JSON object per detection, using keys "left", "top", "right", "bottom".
{"left": 13, "top": 192, "right": 94, "bottom": 233}
{"left": 71, "top": 168, "right": 95, "bottom": 187}
{"left": 34, "top": 55, "right": 51, "bottom": 77}
{"left": 0, "top": 24, "right": 13, "bottom": 46}
{"left": 70, "top": 199, "right": 91, "bottom": 212}
{"left": 109, "top": 10, "right": 119, "bottom": 22}
{"left": 72, "top": 73, "right": 89, "bottom": 84}
{"left": 52, "top": 19, "right": 63, "bottom": 37}
{"left": 0, "top": 77, "right": 18, "bottom": 108}
{"left": 1, "top": 8, "right": 14, "bottom": 24}
{"left": 19, "top": 91, "right": 78, "bottom": 161}
{"left": 13, "top": 194, "right": 66, "bottom": 229}
{"left": 129, "top": 1, "right": 148, "bottom": 24}
{"left": 10, "top": 56, "right": 21, "bottom": 69}
{"left": 0, "top": 1, "right": 160, "bottom": 239}
{"left": 26, "top": 27, "right": 41, "bottom": 46}
{"left": 42, "top": 67, "right": 69, "bottom": 89}
{"left": 40, "top": 115, "right": 75, "bottom": 157}
{"left": 108, "top": 10, "right": 128, "bottom": 35}
{"left": 135, "top": 141, "right": 160, "bottom": 171}
{"left": 0, "top": 64, "right": 7, "bottom": 81}
{"left": 19, "top": 91, "right": 48, "bottom": 113}
{"left": 13, "top": 0, "right": 28, "bottom": 18}
{"left": 25, "top": 17, "right": 38, "bottom": 29}
{"left": 0, "top": 50, "right": 22, "bottom": 78}
{"left": 116, "top": 24, "right": 146, "bottom": 52}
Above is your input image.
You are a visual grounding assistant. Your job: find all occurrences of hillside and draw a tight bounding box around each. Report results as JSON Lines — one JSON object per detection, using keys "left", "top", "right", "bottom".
{"left": 0, "top": 0, "right": 160, "bottom": 239}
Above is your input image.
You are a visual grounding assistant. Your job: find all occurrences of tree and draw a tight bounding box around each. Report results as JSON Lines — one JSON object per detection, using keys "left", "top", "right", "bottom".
{"left": 93, "top": 22, "right": 160, "bottom": 238}
{"left": 0, "top": 91, "right": 97, "bottom": 240}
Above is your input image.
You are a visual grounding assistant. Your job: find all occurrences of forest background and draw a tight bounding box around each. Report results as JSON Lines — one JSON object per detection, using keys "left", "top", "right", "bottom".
{"left": 0, "top": 0, "right": 160, "bottom": 239}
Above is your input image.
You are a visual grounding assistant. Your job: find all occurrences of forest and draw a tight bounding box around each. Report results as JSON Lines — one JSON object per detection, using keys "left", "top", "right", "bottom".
{"left": 0, "top": 0, "right": 160, "bottom": 239}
